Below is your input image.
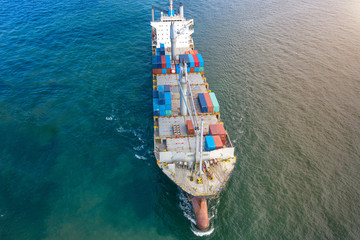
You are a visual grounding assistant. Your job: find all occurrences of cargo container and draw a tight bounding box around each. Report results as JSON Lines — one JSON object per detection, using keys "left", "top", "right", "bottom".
{"left": 188, "top": 54, "right": 195, "bottom": 67}
{"left": 192, "top": 54, "right": 199, "bottom": 67}
{"left": 204, "top": 92, "right": 214, "bottom": 113}
{"left": 166, "top": 55, "right": 171, "bottom": 68}
{"left": 198, "top": 93, "right": 208, "bottom": 113}
{"left": 158, "top": 85, "right": 164, "bottom": 92}
{"left": 187, "top": 67, "right": 190, "bottom": 73}
{"left": 164, "top": 85, "right": 170, "bottom": 92}
{"left": 160, "top": 110, "right": 166, "bottom": 116}
{"left": 205, "top": 136, "right": 216, "bottom": 151}
{"left": 197, "top": 53, "right": 204, "bottom": 67}
{"left": 165, "top": 104, "right": 172, "bottom": 110}
{"left": 199, "top": 67, "right": 204, "bottom": 72}
{"left": 190, "top": 67, "right": 195, "bottom": 73}
{"left": 195, "top": 67, "right": 199, "bottom": 72}
{"left": 165, "top": 110, "right": 172, "bottom": 116}
{"left": 186, "top": 120, "right": 195, "bottom": 135}
{"left": 213, "top": 135, "right": 223, "bottom": 149}
{"left": 209, "top": 124, "right": 226, "bottom": 144}
{"left": 153, "top": 90, "right": 159, "bottom": 98}
{"left": 164, "top": 92, "right": 171, "bottom": 100}
{"left": 209, "top": 92, "right": 219, "bottom": 112}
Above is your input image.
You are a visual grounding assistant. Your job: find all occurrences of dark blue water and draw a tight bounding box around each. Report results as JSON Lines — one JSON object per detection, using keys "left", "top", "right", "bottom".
{"left": 1, "top": 0, "right": 359, "bottom": 239}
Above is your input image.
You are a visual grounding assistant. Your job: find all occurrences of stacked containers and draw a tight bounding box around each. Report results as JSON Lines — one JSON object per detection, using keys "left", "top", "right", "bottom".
{"left": 197, "top": 53, "right": 204, "bottom": 72}
{"left": 188, "top": 54, "right": 195, "bottom": 67}
{"left": 203, "top": 93, "right": 214, "bottom": 113}
{"left": 192, "top": 54, "right": 199, "bottom": 72}
{"left": 153, "top": 98, "right": 159, "bottom": 116}
{"left": 209, "top": 92, "right": 220, "bottom": 112}
{"left": 205, "top": 136, "right": 216, "bottom": 151}
{"left": 157, "top": 84, "right": 172, "bottom": 116}
{"left": 198, "top": 93, "right": 208, "bottom": 113}
{"left": 209, "top": 124, "right": 226, "bottom": 144}
{"left": 186, "top": 120, "right": 195, "bottom": 135}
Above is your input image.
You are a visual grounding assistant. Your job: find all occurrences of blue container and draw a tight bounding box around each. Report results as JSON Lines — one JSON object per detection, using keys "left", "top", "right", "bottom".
{"left": 165, "top": 55, "right": 171, "bottom": 68}
{"left": 164, "top": 92, "right": 171, "bottom": 100}
{"left": 159, "top": 92, "right": 165, "bottom": 100}
{"left": 153, "top": 90, "right": 158, "bottom": 98}
{"left": 153, "top": 104, "right": 159, "bottom": 111}
{"left": 187, "top": 67, "right": 190, "bottom": 73}
{"left": 156, "top": 55, "right": 161, "bottom": 63}
{"left": 153, "top": 98, "right": 159, "bottom": 105}
{"left": 176, "top": 65, "right": 179, "bottom": 73}
{"left": 198, "top": 93, "right": 208, "bottom": 113}
{"left": 159, "top": 99, "right": 165, "bottom": 105}
{"left": 160, "top": 105, "right": 166, "bottom": 111}
{"left": 188, "top": 54, "right": 195, "bottom": 67}
{"left": 164, "top": 85, "right": 170, "bottom": 92}
{"left": 158, "top": 85, "right": 164, "bottom": 92}
{"left": 197, "top": 54, "right": 204, "bottom": 67}
{"left": 165, "top": 98, "right": 171, "bottom": 105}
{"left": 160, "top": 43, "right": 165, "bottom": 48}
{"left": 162, "top": 68, "right": 167, "bottom": 74}
{"left": 160, "top": 110, "right": 166, "bottom": 116}
{"left": 152, "top": 56, "right": 157, "bottom": 64}
{"left": 165, "top": 104, "right": 172, "bottom": 110}
{"left": 156, "top": 51, "right": 160, "bottom": 56}
{"left": 154, "top": 111, "right": 160, "bottom": 116}
{"left": 195, "top": 67, "right": 199, "bottom": 72}
{"left": 205, "top": 136, "right": 216, "bottom": 151}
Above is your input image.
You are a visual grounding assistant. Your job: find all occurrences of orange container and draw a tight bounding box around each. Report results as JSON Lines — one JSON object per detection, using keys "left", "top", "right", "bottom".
{"left": 204, "top": 93, "right": 214, "bottom": 113}
{"left": 187, "top": 120, "right": 195, "bottom": 135}
{"left": 209, "top": 124, "right": 226, "bottom": 144}
{"left": 213, "top": 135, "right": 223, "bottom": 149}
{"left": 190, "top": 67, "right": 195, "bottom": 72}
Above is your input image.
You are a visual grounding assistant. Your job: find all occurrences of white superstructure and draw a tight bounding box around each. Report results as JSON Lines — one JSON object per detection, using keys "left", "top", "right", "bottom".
{"left": 151, "top": 4, "right": 194, "bottom": 50}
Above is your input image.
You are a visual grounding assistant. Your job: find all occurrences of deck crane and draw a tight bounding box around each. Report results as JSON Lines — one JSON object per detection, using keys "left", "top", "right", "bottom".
{"left": 177, "top": 59, "right": 205, "bottom": 175}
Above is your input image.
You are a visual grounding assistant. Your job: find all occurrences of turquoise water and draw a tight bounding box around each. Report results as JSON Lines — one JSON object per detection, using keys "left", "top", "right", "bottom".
{"left": 1, "top": 0, "right": 359, "bottom": 239}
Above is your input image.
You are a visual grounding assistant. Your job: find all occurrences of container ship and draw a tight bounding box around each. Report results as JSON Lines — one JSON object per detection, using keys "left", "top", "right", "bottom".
{"left": 151, "top": 1, "right": 236, "bottom": 231}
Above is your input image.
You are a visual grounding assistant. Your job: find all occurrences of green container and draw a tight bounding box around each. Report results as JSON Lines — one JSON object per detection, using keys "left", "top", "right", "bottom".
{"left": 165, "top": 110, "right": 172, "bottom": 116}
{"left": 209, "top": 92, "right": 219, "bottom": 112}
{"left": 199, "top": 67, "right": 204, "bottom": 72}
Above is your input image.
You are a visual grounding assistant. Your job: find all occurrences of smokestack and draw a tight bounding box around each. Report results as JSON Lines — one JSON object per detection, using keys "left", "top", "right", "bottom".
{"left": 179, "top": 3, "right": 184, "bottom": 18}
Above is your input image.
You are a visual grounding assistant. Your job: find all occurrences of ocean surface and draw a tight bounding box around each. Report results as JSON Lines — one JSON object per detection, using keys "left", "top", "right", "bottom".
{"left": 0, "top": 0, "right": 359, "bottom": 239}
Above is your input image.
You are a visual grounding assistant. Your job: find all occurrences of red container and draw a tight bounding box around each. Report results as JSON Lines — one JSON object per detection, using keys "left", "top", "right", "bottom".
{"left": 161, "top": 55, "right": 166, "bottom": 64}
{"left": 190, "top": 67, "right": 195, "bottom": 72}
{"left": 192, "top": 54, "right": 199, "bottom": 67}
{"left": 167, "top": 68, "right": 171, "bottom": 74}
{"left": 213, "top": 135, "right": 223, "bottom": 149}
{"left": 204, "top": 92, "right": 214, "bottom": 113}
{"left": 153, "top": 69, "right": 162, "bottom": 74}
{"left": 209, "top": 124, "right": 226, "bottom": 144}
{"left": 187, "top": 120, "right": 195, "bottom": 135}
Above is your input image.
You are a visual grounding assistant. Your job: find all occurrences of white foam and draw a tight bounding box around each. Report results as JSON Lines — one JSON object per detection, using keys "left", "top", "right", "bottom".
{"left": 135, "top": 154, "right": 147, "bottom": 160}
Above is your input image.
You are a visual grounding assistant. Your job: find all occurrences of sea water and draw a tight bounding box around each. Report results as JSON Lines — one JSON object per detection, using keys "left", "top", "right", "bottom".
{"left": 0, "top": 0, "right": 359, "bottom": 239}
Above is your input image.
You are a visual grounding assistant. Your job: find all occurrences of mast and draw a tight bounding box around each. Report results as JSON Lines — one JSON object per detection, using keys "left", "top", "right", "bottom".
{"left": 179, "top": 60, "right": 188, "bottom": 116}
{"left": 169, "top": 0, "right": 174, "bottom": 16}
